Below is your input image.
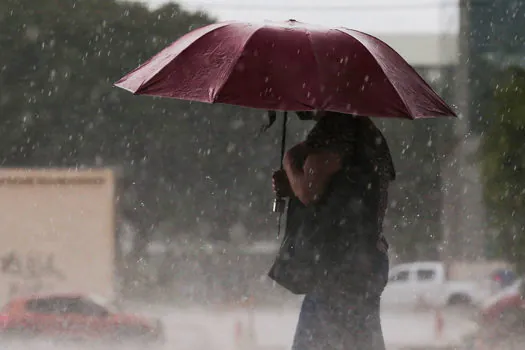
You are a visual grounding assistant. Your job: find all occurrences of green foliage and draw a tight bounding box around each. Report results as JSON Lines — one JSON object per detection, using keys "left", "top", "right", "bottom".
{"left": 481, "top": 67, "right": 525, "bottom": 272}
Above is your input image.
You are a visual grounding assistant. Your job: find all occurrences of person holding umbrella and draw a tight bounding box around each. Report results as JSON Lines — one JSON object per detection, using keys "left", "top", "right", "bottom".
{"left": 271, "top": 111, "right": 395, "bottom": 350}
{"left": 115, "top": 18, "right": 456, "bottom": 350}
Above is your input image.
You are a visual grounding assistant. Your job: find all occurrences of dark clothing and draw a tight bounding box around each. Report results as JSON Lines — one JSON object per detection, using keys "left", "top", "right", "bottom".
{"left": 269, "top": 114, "right": 394, "bottom": 294}
{"left": 268, "top": 113, "right": 395, "bottom": 350}
{"left": 292, "top": 252, "right": 389, "bottom": 350}
{"left": 304, "top": 115, "right": 395, "bottom": 230}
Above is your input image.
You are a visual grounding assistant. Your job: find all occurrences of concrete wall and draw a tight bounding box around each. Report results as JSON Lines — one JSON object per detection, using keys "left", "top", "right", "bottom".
{"left": 0, "top": 168, "right": 116, "bottom": 305}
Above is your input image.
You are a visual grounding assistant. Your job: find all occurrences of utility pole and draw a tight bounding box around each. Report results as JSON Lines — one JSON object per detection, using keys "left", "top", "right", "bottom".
{"left": 452, "top": 0, "right": 487, "bottom": 261}
{"left": 443, "top": 0, "right": 471, "bottom": 261}
{"left": 456, "top": 1, "right": 470, "bottom": 134}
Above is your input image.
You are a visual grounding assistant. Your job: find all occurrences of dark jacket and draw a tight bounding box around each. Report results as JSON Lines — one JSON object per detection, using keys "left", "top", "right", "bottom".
{"left": 268, "top": 116, "right": 395, "bottom": 295}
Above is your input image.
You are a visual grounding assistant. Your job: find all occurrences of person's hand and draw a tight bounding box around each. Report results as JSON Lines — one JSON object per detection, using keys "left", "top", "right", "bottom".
{"left": 272, "top": 169, "right": 292, "bottom": 198}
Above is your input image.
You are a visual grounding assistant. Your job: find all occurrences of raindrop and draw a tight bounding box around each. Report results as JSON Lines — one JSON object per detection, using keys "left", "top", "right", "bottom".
{"left": 49, "top": 70, "right": 57, "bottom": 82}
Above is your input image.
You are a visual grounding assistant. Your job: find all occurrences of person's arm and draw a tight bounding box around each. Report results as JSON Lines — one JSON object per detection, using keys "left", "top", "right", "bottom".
{"left": 283, "top": 149, "right": 342, "bottom": 206}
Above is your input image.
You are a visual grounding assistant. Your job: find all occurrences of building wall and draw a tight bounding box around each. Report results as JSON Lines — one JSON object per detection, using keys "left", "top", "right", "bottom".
{"left": 0, "top": 168, "right": 116, "bottom": 305}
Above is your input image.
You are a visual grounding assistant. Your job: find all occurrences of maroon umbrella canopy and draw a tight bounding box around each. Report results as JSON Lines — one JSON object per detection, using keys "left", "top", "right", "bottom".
{"left": 115, "top": 20, "right": 456, "bottom": 119}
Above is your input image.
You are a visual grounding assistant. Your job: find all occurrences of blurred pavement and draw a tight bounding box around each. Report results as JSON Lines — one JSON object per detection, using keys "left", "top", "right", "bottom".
{"left": 126, "top": 302, "right": 478, "bottom": 350}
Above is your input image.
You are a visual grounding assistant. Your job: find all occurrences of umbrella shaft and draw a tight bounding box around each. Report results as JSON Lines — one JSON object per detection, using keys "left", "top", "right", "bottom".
{"left": 274, "top": 111, "right": 288, "bottom": 214}
{"left": 279, "top": 111, "right": 288, "bottom": 169}
{"left": 273, "top": 198, "right": 286, "bottom": 213}
{"left": 274, "top": 111, "right": 288, "bottom": 236}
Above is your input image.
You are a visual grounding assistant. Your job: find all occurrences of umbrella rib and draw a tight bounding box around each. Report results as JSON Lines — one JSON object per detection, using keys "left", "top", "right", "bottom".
{"left": 305, "top": 30, "right": 323, "bottom": 109}
{"left": 211, "top": 28, "right": 261, "bottom": 102}
{"left": 350, "top": 30, "right": 457, "bottom": 118}
{"left": 339, "top": 29, "right": 456, "bottom": 118}
{"left": 336, "top": 28, "right": 414, "bottom": 118}
{"left": 134, "top": 22, "right": 234, "bottom": 95}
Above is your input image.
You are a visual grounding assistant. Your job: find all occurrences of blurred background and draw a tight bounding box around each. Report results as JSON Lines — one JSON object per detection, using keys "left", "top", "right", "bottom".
{"left": 2, "top": 0, "right": 525, "bottom": 349}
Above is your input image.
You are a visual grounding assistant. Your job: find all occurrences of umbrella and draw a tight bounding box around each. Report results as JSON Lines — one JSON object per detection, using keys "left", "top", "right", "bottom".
{"left": 114, "top": 20, "right": 457, "bottom": 227}
{"left": 115, "top": 19, "right": 456, "bottom": 119}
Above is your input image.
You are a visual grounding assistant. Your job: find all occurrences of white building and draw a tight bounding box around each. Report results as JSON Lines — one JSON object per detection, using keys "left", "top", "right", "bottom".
{"left": 374, "top": 33, "right": 458, "bottom": 67}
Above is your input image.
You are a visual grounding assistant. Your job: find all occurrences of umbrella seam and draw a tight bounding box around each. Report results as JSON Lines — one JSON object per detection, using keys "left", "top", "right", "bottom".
{"left": 135, "top": 22, "right": 234, "bottom": 94}
{"left": 211, "top": 27, "right": 262, "bottom": 103}
{"left": 339, "top": 28, "right": 457, "bottom": 118}
{"left": 335, "top": 28, "right": 414, "bottom": 118}
{"left": 305, "top": 30, "right": 323, "bottom": 110}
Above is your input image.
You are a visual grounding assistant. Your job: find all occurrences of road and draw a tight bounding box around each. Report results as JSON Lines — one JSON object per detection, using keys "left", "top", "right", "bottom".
{"left": 0, "top": 304, "right": 477, "bottom": 350}
{"left": 130, "top": 303, "right": 478, "bottom": 350}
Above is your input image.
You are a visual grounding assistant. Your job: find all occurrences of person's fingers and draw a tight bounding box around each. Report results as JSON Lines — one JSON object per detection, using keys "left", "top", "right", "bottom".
{"left": 274, "top": 171, "right": 287, "bottom": 181}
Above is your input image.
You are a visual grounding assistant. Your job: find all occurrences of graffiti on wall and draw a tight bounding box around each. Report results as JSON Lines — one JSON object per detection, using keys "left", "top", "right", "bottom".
{"left": 1, "top": 251, "right": 66, "bottom": 298}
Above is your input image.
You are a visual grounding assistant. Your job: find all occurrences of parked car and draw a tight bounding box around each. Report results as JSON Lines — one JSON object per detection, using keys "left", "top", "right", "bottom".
{"left": 381, "top": 261, "right": 499, "bottom": 308}
{"left": 461, "top": 278, "right": 525, "bottom": 349}
{"left": 480, "top": 278, "right": 523, "bottom": 322}
{"left": 0, "top": 293, "right": 164, "bottom": 343}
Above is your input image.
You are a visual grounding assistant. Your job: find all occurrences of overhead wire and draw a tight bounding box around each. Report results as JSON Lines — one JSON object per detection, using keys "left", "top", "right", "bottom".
{"left": 175, "top": 0, "right": 493, "bottom": 12}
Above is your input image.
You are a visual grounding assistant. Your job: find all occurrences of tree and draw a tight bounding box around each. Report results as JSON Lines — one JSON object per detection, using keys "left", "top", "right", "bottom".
{"left": 481, "top": 67, "right": 525, "bottom": 272}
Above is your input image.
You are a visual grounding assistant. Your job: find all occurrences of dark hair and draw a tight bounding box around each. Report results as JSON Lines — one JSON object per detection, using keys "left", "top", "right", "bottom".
{"left": 304, "top": 112, "right": 357, "bottom": 152}
{"left": 305, "top": 112, "right": 396, "bottom": 181}
{"left": 296, "top": 111, "right": 315, "bottom": 120}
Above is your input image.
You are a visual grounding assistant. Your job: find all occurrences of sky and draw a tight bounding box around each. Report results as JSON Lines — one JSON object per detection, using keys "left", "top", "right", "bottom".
{"left": 141, "top": 0, "right": 459, "bottom": 34}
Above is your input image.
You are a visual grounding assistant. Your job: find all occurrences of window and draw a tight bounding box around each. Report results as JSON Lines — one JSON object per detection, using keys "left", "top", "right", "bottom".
{"left": 417, "top": 269, "right": 436, "bottom": 281}
{"left": 389, "top": 270, "right": 409, "bottom": 282}
{"left": 73, "top": 299, "right": 110, "bottom": 317}
{"left": 26, "top": 298, "right": 72, "bottom": 314}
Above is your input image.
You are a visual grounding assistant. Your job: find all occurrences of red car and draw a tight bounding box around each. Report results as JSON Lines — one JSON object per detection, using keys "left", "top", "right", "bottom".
{"left": 464, "top": 278, "right": 525, "bottom": 349}
{"left": 480, "top": 278, "right": 524, "bottom": 324}
{"left": 0, "top": 293, "right": 164, "bottom": 343}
